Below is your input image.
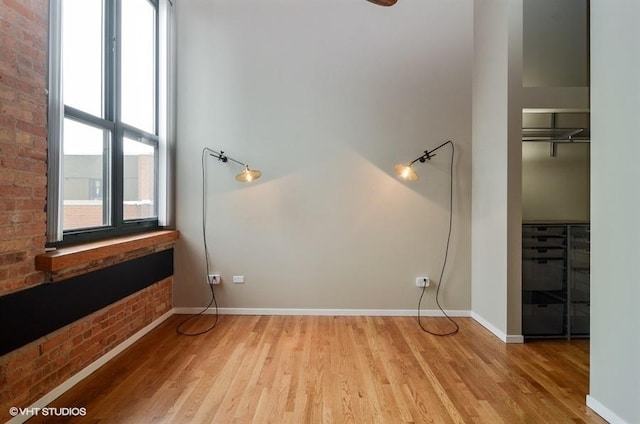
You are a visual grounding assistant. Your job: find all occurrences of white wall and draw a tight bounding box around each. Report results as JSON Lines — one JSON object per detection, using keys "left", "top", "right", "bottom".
{"left": 522, "top": 142, "right": 590, "bottom": 222}
{"left": 523, "top": 0, "right": 589, "bottom": 88}
{"left": 589, "top": 1, "right": 640, "bottom": 423}
{"left": 174, "top": 0, "right": 473, "bottom": 312}
{"left": 471, "top": 0, "right": 522, "bottom": 341}
{"left": 521, "top": 0, "right": 589, "bottom": 112}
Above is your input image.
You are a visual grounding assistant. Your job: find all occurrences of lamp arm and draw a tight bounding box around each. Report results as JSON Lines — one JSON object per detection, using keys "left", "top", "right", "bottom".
{"left": 410, "top": 140, "right": 452, "bottom": 164}
{"left": 204, "top": 147, "right": 249, "bottom": 168}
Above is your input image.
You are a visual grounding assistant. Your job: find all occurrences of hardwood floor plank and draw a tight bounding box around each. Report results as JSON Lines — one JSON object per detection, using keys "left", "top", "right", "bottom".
{"left": 29, "top": 315, "right": 606, "bottom": 424}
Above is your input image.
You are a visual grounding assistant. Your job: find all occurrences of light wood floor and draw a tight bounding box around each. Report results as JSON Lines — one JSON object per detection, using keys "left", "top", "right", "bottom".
{"left": 32, "top": 315, "right": 606, "bottom": 423}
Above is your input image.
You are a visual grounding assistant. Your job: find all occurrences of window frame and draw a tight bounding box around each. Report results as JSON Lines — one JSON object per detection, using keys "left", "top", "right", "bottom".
{"left": 48, "top": 0, "right": 162, "bottom": 247}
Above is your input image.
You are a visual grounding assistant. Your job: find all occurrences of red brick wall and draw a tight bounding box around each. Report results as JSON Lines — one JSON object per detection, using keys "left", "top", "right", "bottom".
{"left": 0, "top": 1, "right": 174, "bottom": 421}
{"left": 0, "top": 0, "right": 48, "bottom": 295}
{"left": 0, "top": 278, "right": 172, "bottom": 420}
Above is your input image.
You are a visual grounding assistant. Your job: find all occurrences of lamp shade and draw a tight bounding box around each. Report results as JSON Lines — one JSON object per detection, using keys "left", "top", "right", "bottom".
{"left": 366, "top": 0, "right": 398, "bottom": 5}
{"left": 394, "top": 163, "right": 418, "bottom": 181}
{"left": 235, "top": 166, "right": 262, "bottom": 183}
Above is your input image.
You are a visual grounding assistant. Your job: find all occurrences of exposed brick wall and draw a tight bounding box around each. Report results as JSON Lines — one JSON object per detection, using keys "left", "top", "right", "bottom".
{"left": 0, "top": 277, "right": 173, "bottom": 421}
{"left": 0, "top": 0, "right": 48, "bottom": 295}
{"left": 0, "top": 1, "right": 175, "bottom": 421}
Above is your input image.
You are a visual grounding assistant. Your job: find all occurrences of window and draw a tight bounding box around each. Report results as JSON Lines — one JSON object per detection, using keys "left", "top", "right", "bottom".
{"left": 48, "top": 0, "right": 171, "bottom": 245}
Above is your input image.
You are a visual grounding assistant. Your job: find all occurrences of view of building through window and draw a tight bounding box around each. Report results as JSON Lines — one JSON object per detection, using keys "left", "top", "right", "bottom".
{"left": 61, "top": 0, "right": 157, "bottom": 232}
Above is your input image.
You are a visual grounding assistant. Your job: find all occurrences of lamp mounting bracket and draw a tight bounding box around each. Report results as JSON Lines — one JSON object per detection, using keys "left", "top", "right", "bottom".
{"left": 206, "top": 148, "right": 247, "bottom": 167}
{"left": 410, "top": 140, "right": 452, "bottom": 165}
{"left": 417, "top": 150, "right": 435, "bottom": 163}
{"left": 215, "top": 151, "right": 228, "bottom": 163}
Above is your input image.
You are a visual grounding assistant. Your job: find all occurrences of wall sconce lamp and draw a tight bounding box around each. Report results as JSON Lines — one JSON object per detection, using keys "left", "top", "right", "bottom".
{"left": 395, "top": 140, "right": 459, "bottom": 336}
{"left": 207, "top": 149, "right": 262, "bottom": 183}
{"left": 394, "top": 140, "right": 453, "bottom": 181}
{"left": 177, "top": 147, "right": 262, "bottom": 337}
{"left": 366, "top": 0, "right": 398, "bottom": 6}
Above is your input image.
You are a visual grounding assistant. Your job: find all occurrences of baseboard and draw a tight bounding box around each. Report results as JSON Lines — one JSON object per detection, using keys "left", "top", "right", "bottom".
{"left": 470, "top": 311, "right": 524, "bottom": 343}
{"left": 173, "top": 307, "right": 472, "bottom": 317}
{"left": 505, "top": 334, "right": 525, "bottom": 343}
{"left": 7, "top": 309, "right": 175, "bottom": 424}
{"left": 586, "top": 395, "right": 629, "bottom": 424}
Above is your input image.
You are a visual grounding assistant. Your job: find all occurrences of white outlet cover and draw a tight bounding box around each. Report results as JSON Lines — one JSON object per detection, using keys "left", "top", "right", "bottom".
{"left": 233, "top": 275, "right": 245, "bottom": 284}
{"left": 416, "top": 277, "right": 430, "bottom": 287}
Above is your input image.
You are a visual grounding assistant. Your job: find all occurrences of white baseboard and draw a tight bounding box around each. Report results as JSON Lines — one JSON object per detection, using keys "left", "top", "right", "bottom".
{"left": 586, "top": 395, "right": 629, "bottom": 424}
{"left": 7, "top": 309, "right": 175, "bottom": 424}
{"left": 176, "top": 308, "right": 519, "bottom": 344}
{"left": 470, "top": 311, "right": 524, "bottom": 343}
{"left": 173, "top": 307, "right": 472, "bottom": 317}
{"left": 505, "top": 334, "right": 525, "bottom": 343}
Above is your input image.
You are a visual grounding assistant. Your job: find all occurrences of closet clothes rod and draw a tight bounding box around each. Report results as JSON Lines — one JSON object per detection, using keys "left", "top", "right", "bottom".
{"left": 522, "top": 127, "right": 589, "bottom": 157}
{"left": 522, "top": 137, "right": 590, "bottom": 157}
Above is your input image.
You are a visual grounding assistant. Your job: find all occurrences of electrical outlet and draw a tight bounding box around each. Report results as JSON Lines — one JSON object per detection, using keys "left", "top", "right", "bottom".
{"left": 233, "top": 275, "right": 245, "bottom": 284}
{"left": 416, "top": 277, "right": 430, "bottom": 288}
{"left": 208, "top": 274, "right": 221, "bottom": 284}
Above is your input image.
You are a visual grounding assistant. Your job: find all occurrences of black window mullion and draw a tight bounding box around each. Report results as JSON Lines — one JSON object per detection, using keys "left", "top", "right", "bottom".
{"left": 64, "top": 106, "right": 113, "bottom": 130}
{"left": 154, "top": 1, "right": 159, "bottom": 136}
{"left": 121, "top": 122, "right": 159, "bottom": 143}
{"left": 102, "top": 129, "right": 111, "bottom": 227}
{"left": 104, "top": 0, "right": 117, "bottom": 229}
{"left": 104, "top": 0, "right": 116, "bottom": 125}
{"left": 113, "top": 0, "right": 124, "bottom": 228}
{"left": 154, "top": 141, "right": 159, "bottom": 218}
{"left": 152, "top": 0, "right": 160, "bottom": 219}
{"left": 113, "top": 124, "right": 124, "bottom": 227}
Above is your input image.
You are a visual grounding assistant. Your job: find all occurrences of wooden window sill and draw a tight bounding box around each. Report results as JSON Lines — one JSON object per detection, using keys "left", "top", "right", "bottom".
{"left": 35, "top": 230, "right": 180, "bottom": 273}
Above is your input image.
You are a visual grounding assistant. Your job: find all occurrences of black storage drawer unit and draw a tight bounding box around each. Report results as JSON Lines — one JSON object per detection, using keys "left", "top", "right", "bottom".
{"left": 522, "top": 247, "right": 565, "bottom": 259}
{"left": 570, "top": 303, "right": 590, "bottom": 335}
{"left": 522, "top": 225, "right": 566, "bottom": 237}
{"left": 522, "top": 259, "right": 565, "bottom": 291}
{"left": 522, "top": 303, "right": 565, "bottom": 335}
{"left": 522, "top": 224, "right": 590, "bottom": 339}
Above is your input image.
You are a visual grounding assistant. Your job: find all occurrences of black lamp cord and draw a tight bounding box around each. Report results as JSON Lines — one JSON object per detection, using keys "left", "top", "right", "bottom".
{"left": 176, "top": 145, "right": 457, "bottom": 336}
{"left": 417, "top": 141, "right": 459, "bottom": 336}
{"left": 176, "top": 148, "right": 220, "bottom": 336}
